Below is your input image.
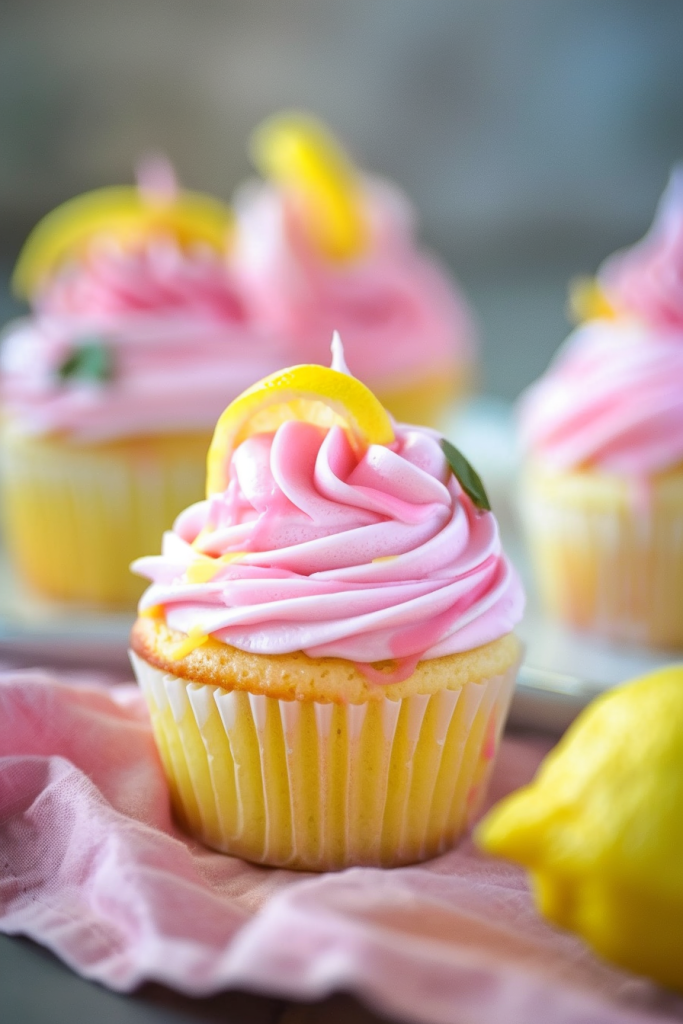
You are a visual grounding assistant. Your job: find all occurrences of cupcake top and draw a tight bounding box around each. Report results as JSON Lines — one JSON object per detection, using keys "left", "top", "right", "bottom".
{"left": 133, "top": 335, "right": 523, "bottom": 682}
{"left": 519, "top": 170, "right": 683, "bottom": 476}
{"left": 1, "top": 160, "right": 287, "bottom": 443}
{"left": 229, "top": 113, "right": 475, "bottom": 398}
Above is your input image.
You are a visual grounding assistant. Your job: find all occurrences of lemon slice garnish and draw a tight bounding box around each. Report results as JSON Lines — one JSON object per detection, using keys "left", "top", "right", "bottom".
{"left": 13, "top": 185, "right": 234, "bottom": 298}
{"left": 250, "top": 111, "right": 368, "bottom": 262}
{"left": 206, "top": 361, "right": 394, "bottom": 495}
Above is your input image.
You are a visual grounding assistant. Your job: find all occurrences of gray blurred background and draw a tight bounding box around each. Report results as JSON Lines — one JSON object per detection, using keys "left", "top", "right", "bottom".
{"left": 1, "top": 0, "right": 682, "bottom": 398}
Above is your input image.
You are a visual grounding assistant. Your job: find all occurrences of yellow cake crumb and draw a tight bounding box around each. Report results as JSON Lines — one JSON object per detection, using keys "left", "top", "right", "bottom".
{"left": 131, "top": 616, "right": 521, "bottom": 704}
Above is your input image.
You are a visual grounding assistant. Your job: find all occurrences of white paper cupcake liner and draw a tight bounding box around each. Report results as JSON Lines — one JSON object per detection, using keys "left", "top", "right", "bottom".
{"left": 0, "top": 424, "right": 208, "bottom": 605}
{"left": 522, "top": 478, "right": 683, "bottom": 648}
{"left": 131, "top": 651, "right": 518, "bottom": 870}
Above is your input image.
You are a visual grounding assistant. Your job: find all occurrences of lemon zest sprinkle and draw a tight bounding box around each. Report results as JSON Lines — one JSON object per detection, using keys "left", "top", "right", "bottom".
{"left": 139, "top": 604, "right": 164, "bottom": 619}
{"left": 186, "top": 551, "right": 246, "bottom": 584}
{"left": 568, "top": 277, "right": 616, "bottom": 324}
{"left": 168, "top": 625, "right": 209, "bottom": 662}
{"left": 191, "top": 528, "right": 212, "bottom": 550}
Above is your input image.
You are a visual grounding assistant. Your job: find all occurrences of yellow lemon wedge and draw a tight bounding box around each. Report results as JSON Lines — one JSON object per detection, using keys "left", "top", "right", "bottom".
{"left": 13, "top": 185, "right": 234, "bottom": 298}
{"left": 475, "top": 666, "right": 683, "bottom": 992}
{"left": 567, "top": 276, "right": 616, "bottom": 324}
{"left": 206, "top": 361, "right": 395, "bottom": 495}
{"left": 250, "top": 111, "right": 368, "bottom": 262}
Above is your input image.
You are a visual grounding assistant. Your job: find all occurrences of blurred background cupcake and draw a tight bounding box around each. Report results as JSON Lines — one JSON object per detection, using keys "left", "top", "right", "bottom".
{"left": 229, "top": 111, "right": 477, "bottom": 427}
{"left": 0, "top": 163, "right": 288, "bottom": 607}
{"left": 518, "top": 170, "right": 683, "bottom": 649}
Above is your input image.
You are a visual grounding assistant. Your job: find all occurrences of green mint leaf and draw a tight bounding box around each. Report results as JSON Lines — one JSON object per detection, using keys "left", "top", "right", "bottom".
{"left": 57, "top": 339, "right": 114, "bottom": 384}
{"left": 440, "top": 438, "right": 491, "bottom": 512}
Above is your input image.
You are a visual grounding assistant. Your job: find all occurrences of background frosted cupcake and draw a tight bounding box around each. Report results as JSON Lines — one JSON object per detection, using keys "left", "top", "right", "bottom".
{"left": 229, "top": 112, "right": 477, "bottom": 428}
{"left": 130, "top": 336, "right": 523, "bottom": 871}
{"left": 518, "top": 169, "right": 683, "bottom": 648}
{"left": 0, "top": 162, "right": 288, "bottom": 607}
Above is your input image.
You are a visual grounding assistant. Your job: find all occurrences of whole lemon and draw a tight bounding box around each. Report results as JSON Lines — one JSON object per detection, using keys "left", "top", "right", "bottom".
{"left": 476, "top": 666, "right": 683, "bottom": 991}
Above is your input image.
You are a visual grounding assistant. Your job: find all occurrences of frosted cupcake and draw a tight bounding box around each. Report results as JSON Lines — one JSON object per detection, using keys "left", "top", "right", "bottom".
{"left": 0, "top": 162, "right": 287, "bottom": 606}
{"left": 130, "top": 335, "right": 523, "bottom": 870}
{"left": 229, "top": 112, "right": 476, "bottom": 428}
{"left": 519, "top": 169, "right": 683, "bottom": 648}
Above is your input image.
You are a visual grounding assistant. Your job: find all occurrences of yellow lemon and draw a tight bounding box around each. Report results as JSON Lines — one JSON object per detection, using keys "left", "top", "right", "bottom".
{"left": 13, "top": 185, "right": 233, "bottom": 298}
{"left": 250, "top": 111, "right": 368, "bottom": 261}
{"left": 476, "top": 666, "right": 683, "bottom": 992}
{"left": 206, "top": 359, "right": 395, "bottom": 495}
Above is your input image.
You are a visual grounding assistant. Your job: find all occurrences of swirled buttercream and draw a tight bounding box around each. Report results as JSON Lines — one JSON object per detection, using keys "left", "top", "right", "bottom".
{"left": 600, "top": 168, "right": 683, "bottom": 331}
{"left": 230, "top": 176, "right": 475, "bottom": 392}
{"left": 518, "top": 318, "right": 683, "bottom": 474}
{"left": 0, "top": 238, "right": 289, "bottom": 442}
{"left": 133, "top": 419, "right": 523, "bottom": 673}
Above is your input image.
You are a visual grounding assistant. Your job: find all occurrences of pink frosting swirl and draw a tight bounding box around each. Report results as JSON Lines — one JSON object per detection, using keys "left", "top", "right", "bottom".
{"left": 36, "top": 236, "right": 246, "bottom": 320}
{"left": 0, "top": 238, "right": 289, "bottom": 442}
{"left": 133, "top": 420, "right": 523, "bottom": 673}
{"left": 518, "top": 319, "right": 683, "bottom": 474}
{"left": 600, "top": 168, "right": 683, "bottom": 330}
{"left": 230, "top": 177, "right": 475, "bottom": 392}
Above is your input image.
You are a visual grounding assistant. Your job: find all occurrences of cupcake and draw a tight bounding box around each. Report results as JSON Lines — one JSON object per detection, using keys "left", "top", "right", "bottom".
{"left": 518, "top": 169, "right": 683, "bottom": 648}
{"left": 130, "top": 334, "right": 523, "bottom": 870}
{"left": 0, "top": 161, "right": 287, "bottom": 607}
{"left": 229, "top": 112, "right": 476, "bottom": 428}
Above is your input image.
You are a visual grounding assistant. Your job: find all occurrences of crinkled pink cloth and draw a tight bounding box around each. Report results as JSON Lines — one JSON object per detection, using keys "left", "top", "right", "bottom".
{"left": 3, "top": 670, "right": 683, "bottom": 1024}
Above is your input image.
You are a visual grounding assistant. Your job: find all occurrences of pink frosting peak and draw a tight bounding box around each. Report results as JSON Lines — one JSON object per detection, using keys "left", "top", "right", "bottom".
{"left": 520, "top": 171, "right": 683, "bottom": 477}
{"left": 134, "top": 419, "right": 523, "bottom": 673}
{"left": 230, "top": 177, "right": 475, "bottom": 391}
{"left": 518, "top": 319, "right": 683, "bottom": 474}
{"left": 0, "top": 238, "right": 290, "bottom": 442}
{"left": 36, "top": 237, "right": 246, "bottom": 321}
{"left": 600, "top": 167, "right": 683, "bottom": 331}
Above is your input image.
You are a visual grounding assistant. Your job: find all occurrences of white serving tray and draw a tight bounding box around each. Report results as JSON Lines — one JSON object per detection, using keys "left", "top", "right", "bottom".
{"left": 0, "top": 554, "right": 134, "bottom": 671}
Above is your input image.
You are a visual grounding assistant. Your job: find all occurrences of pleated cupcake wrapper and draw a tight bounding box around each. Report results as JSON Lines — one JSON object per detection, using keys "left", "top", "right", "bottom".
{"left": 0, "top": 426, "right": 208, "bottom": 606}
{"left": 131, "top": 652, "right": 518, "bottom": 871}
{"left": 523, "top": 492, "right": 683, "bottom": 648}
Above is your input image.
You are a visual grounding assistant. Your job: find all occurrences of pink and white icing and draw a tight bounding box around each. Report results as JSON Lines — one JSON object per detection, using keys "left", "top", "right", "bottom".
{"left": 230, "top": 176, "right": 475, "bottom": 393}
{"left": 0, "top": 238, "right": 289, "bottom": 443}
{"left": 519, "top": 171, "right": 683, "bottom": 476}
{"left": 600, "top": 167, "right": 683, "bottom": 331}
{"left": 518, "top": 319, "right": 683, "bottom": 474}
{"left": 134, "top": 390, "right": 523, "bottom": 675}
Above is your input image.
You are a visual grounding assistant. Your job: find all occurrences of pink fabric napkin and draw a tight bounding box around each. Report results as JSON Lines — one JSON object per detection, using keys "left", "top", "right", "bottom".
{"left": 1, "top": 668, "right": 683, "bottom": 1024}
